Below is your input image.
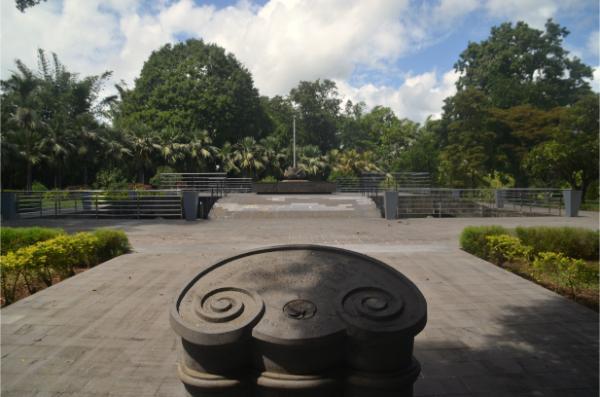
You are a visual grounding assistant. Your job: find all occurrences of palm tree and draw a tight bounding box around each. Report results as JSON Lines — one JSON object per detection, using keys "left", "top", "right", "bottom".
{"left": 2, "top": 60, "right": 44, "bottom": 190}
{"left": 38, "top": 123, "right": 75, "bottom": 188}
{"left": 124, "top": 125, "right": 162, "bottom": 184}
{"left": 298, "top": 145, "right": 328, "bottom": 178}
{"left": 234, "top": 137, "right": 264, "bottom": 178}
{"left": 260, "top": 135, "right": 287, "bottom": 177}
{"left": 187, "top": 130, "right": 216, "bottom": 172}
{"left": 218, "top": 142, "right": 240, "bottom": 174}
{"left": 329, "top": 149, "right": 379, "bottom": 176}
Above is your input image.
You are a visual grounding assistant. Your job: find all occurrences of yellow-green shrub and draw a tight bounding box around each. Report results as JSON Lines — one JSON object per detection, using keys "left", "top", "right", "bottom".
{"left": 0, "top": 229, "right": 130, "bottom": 306}
{"left": 1, "top": 227, "right": 64, "bottom": 255}
{"left": 460, "top": 225, "right": 509, "bottom": 258}
{"left": 486, "top": 235, "right": 532, "bottom": 265}
{"left": 532, "top": 252, "right": 599, "bottom": 296}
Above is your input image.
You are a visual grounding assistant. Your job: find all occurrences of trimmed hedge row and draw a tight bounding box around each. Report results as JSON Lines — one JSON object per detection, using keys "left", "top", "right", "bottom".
{"left": 1, "top": 227, "right": 65, "bottom": 255}
{"left": 460, "top": 225, "right": 599, "bottom": 302}
{"left": 1, "top": 229, "right": 130, "bottom": 305}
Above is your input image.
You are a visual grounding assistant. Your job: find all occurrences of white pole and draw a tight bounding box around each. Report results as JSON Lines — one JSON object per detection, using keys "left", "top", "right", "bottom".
{"left": 292, "top": 115, "right": 296, "bottom": 168}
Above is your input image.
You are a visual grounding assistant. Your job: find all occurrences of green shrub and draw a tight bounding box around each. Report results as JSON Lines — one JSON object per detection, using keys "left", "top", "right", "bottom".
{"left": 149, "top": 165, "right": 175, "bottom": 187}
{"left": 93, "top": 229, "right": 131, "bottom": 262}
{"left": 0, "top": 230, "right": 130, "bottom": 306}
{"left": 532, "top": 252, "right": 599, "bottom": 296}
{"left": 1, "top": 227, "right": 65, "bottom": 255}
{"left": 258, "top": 176, "right": 278, "bottom": 183}
{"left": 31, "top": 181, "right": 48, "bottom": 191}
{"left": 94, "top": 167, "right": 129, "bottom": 190}
{"left": 460, "top": 225, "right": 509, "bottom": 258}
{"left": 516, "top": 226, "right": 599, "bottom": 260}
{"left": 486, "top": 235, "right": 532, "bottom": 265}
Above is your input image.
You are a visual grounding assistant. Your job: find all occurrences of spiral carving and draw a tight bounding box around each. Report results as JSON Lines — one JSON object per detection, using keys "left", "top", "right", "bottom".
{"left": 194, "top": 287, "right": 262, "bottom": 324}
{"left": 340, "top": 287, "right": 404, "bottom": 322}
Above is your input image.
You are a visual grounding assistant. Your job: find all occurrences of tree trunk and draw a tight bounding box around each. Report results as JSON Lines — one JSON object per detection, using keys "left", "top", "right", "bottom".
{"left": 138, "top": 168, "right": 145, "bottom": 184}
{"left": 83, "top": 164, "right": 88, "bottom": 187}
{"left": 26, "top": 161, "right": 32, "bottom": 191}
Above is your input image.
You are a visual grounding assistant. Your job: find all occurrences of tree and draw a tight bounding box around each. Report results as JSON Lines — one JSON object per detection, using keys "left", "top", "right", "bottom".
{"left": 289, "top": 79, "right": 340, "bottom": 151}
{"left": 455, "top": 20, "right": 593, "bottom": 109}
{"left": 524, "top": 94, "right": 599, "bottom": 200}
{"left": 233, "top": 137, "right": 264, "bottom": 177}
{"left": 124, "top": 125, "right": 162, "bottom": 184}
{"left": 1, "top": 60, "right": 44, "bottom": 190}
{"left": 15, "top": 0, "right": 46, "bottom": 12}
{"left": 116, "top": 39, "right": 268, "bottom": 145}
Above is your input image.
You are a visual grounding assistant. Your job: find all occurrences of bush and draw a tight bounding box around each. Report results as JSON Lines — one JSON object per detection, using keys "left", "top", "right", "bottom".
{"left": 258, "top": 176, "right": 277, "bottom": 183}
{"left": 460, "top": 225, "right": 509, "bottom": 258}
{"left": 93, "top": 229, "right": 131, "bottom": 262}
{"left": 486, "top": 234, "right": 532, "bottom": 265}
{"left": 0, "top": 229, "right": 130, "bottom": 305}
{"left": 516, "top": 226, "right": 599, "bottom": 260}
{"left": 149, "top": 165, "right": 175, "bottom": 188}
{"left": 31, "top": 181, "right": 48, "bottom": 191}
{"left": 532, "top": 252, "right": 599, "bottom": 296}
{"left": 1, "top": 227, "right": 65, "bottom": 255}
{"left": 94, "top": 168, "right": 129, "bottom": 190}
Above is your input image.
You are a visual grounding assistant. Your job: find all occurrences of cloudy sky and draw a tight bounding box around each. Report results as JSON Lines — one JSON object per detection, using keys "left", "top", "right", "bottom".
{"left": 1, "top": 0, "right": 598, "bottom": 122}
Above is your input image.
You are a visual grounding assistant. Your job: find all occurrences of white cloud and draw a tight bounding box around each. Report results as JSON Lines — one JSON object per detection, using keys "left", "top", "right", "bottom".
{"left": 336, "top": 70, "right": 459, "bottom": 122}
{"left": 592, "top": 67, "right": 600, "bottom": 92}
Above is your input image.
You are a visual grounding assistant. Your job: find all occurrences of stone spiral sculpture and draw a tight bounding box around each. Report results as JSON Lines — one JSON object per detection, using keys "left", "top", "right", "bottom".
{"left": 170, "top": 245, "right": 427, "bottom": 397}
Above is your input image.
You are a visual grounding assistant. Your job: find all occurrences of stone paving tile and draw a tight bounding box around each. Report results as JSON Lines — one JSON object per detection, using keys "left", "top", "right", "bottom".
{"left": 2, "top": 195, "right": 598, "bottom": 396}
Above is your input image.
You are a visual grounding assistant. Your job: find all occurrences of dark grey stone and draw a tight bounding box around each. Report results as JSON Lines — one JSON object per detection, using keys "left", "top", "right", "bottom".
{"left": 253, "top": 181, "right": 336, "bottom": 194}
{"left": 170, "top": 245, "right": 428, "bottom": 396}
{"left": 1, "top": 191, "right": 18, "bottom": 220}
{"left": 182, "top": 191, "right": 198, "bottom": 221}
{"left": 563, "top": 190, "right": 582, "bottom": 217}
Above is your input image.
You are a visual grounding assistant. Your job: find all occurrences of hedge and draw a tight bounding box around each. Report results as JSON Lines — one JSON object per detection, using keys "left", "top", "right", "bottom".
{"left": 0, "top": 229, "right": 130, "bottom": 305}
{"left": 515, "top": 226, "right": 599, "bottom": 260}
{"left": 459, "top": 225, "right": 508, "bottom": 258}
{"left": 1, "top": 227, "right": 65, "bottom": 255}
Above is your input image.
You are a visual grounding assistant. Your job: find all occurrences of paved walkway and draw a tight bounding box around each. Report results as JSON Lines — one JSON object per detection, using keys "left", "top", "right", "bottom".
{"left": 2, "top": 195, "right": 598, "bottom": 396}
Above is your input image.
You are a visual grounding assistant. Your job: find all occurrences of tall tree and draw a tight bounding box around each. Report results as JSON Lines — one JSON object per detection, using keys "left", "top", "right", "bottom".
{"left": 289, "top": 79, "right": 341, "bottom": 151}
{"left": 455, "top": 20, "right": 593, "bottom": 109}
{"left": 116, "top": 39, "right": 269, "bottom": 145}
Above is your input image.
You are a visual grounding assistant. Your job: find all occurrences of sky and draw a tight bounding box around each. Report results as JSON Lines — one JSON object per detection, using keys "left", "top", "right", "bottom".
{"left": 1, "top": 0, "right": 598, "bottom": 122}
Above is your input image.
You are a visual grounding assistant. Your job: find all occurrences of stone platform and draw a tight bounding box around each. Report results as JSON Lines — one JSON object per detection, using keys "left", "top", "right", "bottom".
{"left": 1, "top": 198, "right": 598, "bottom": 397}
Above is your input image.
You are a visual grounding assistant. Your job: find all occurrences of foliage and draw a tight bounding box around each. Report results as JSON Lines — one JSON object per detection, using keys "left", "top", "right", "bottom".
{"left": 532, "top": 252, "right": 598, "bottom": 296}
{"left": 290, "top": 79, "right": 340, "bottom": 152}
{"left": 0, "top": 229, "right": 130, "bottom": 305}
{"left": 258, "top": 176, "right": 278, "bottom": 183}
{"left": 92, "top": 229, "right": 131, "bottom": 263}
{"left": 149, "top": 165, "right": 175, "bottom": 188}
{"left": 1, "top": 227, "right": 64, "bottom": 255}
{"left": 93, "top": 168, "right": 129, "bottom": 190}
{"left": 515, "top": 226, "right": 599, "bottom": 260}
{"left": 115, "top": 39, "right": 268, "bottom": 146}
{"left": 454, "top": 20, "right": 592, "bottom": 109}
{"left": 31, "top": 181, "right": 48, "bottom": 191}
{"left": 485, "top": 234, "right": 532, "bottom": 265}
{"left": 459, "top": 225, "right": 509, "bottom": 258}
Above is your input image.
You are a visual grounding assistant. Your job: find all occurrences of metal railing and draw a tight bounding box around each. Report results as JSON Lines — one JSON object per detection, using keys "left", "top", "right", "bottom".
{"left": 224, "top": 178, "right": 253, "bottom": 193}
{"left": 158, "top": 173, "right": 227, "bottom": 194}
{"left": 335, "top": 172, "right": 431, "bottom": 193}
{"left": 15, "top": 190, "right": 184, "bottom": 219}
{"left": 371, "top": 188, "right": 565, "bottom": 218}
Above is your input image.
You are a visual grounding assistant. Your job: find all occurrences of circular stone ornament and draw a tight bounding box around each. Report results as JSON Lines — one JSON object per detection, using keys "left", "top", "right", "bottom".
{"left": 170, "top": 244, "right": 427, "bottom": 397}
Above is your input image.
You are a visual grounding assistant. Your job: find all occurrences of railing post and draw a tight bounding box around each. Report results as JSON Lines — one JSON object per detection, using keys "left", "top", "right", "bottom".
{"left": 1, "top": 192, "right": 18, "bottom": 220}
{"left": 95, "top": 194, "right": 99, "bottom": 219}
{"left": 384, "top": 191, "right": 398, "bottom": 220}
{"left": 562, "top": 190, "right": 582, "bottom": 217}
{"left": 495, "top": 189, "right": 504, "bottom": 209}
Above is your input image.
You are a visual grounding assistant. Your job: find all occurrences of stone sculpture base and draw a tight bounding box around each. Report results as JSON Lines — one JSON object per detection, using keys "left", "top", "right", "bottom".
{"left": 253, "top": 181, "right": 336, "bottom": 194}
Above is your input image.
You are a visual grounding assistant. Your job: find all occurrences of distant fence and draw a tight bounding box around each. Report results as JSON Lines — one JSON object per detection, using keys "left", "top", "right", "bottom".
{"left": 335, "top": 172, "right": 431, "bottom": 193}
{"left": 158, "top": 173, "right": 252, "bottom": 193}
{"left": 12, "top": 190, "right": 184, "bottom": 219}
{"left": 372, "top": 188, "right": 567, "bottom": 218}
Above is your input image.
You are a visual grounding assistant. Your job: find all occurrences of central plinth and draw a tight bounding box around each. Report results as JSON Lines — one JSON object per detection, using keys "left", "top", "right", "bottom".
{"left": 170, "top": 245, "right": 428, "bottom": 396}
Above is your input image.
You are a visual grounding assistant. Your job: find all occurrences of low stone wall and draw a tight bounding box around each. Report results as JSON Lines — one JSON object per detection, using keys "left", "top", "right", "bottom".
{"left": 253, "top": 181, "right": 336, "bottom": 194}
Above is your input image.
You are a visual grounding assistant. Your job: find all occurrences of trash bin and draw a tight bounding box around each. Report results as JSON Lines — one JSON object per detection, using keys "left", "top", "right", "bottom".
{"left": 170, "top": 245, "right": 427, "bottom": 396}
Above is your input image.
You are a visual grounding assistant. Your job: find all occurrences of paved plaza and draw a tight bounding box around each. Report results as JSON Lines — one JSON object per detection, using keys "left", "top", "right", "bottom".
{"left": 2, "top": 194, "right": 599, "bottom": 396}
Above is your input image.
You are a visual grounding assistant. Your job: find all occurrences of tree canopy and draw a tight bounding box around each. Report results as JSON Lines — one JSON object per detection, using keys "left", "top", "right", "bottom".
{"left": 115, "top": 39, "right": 269, "bottom": 146}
